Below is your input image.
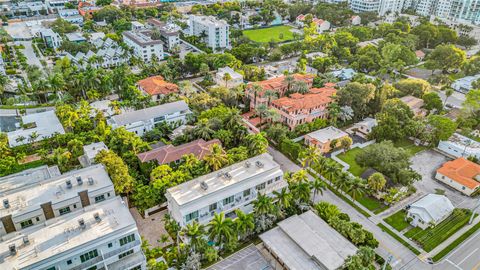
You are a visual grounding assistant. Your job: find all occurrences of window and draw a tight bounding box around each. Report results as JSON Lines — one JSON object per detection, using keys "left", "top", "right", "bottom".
{"left": 154, "top": 116, "right": 166, "bottom": 122}
{"left": 67, "top": 260, "right": 72, "bottom": 265}
{"left": 108, "top": 243, "right": 113, "bottom": 248}
{"left": 267, "top": 179, "right": 273, "bottom": 185}
{"left": 185, "top": 211, "right": 198, "bottom": 222}
{"left": 118, "top": 249, "right": 134, "bottom": 259}
{"left": 256, "top": 183, "right": 266, "bottom": 191}
{"left": 243, "top": 189, "right": 251, "bottom": 197}
{"left": 223, "top": 196, "right": 234, "bottom": 205}
{"left": 275, "top": 176, "right": 281, "bottom": 182}
{"left": 94, "top": 195, "right": 105, "bottom": 203}
{"left": 120, "top": 234, "right": 136, "bottom": 246}
{"left": 131, "top": 266, "right": 142, "bottom": 270}
{"left": 20, "top": 219, "right": 33, "bottom": 229}
{"left": 46, "top": 267, "right": 56, "bottom": 270}
{"left": 59, "top": 206, "right": 71, "bottom": 215}
{"left": 36, "top": 217, "right": 40, "bottom": 222}
{"left": 107, "top": 193, "right": 111, "bottom": 197}
{"left": 209, "top": 203, "right": 217, "bottom": 212}
{"left": 73, "top": 204, "right": 77, "bottom": 209}
{"left": 80, "top": 249, "right": 98, "bottom": 263}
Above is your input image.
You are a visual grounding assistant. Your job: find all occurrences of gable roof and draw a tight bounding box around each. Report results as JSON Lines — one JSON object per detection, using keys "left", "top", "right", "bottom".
{"left": 137, "top": 139, "right": 221, "bottom": 164}
{"left": 408, "top": 194, "right": 454, "bottom": 223}
{"left": 137, "top": 75, "right": 179, "bottom": 96}
{"left": 437, "top": 158, "right": 480, "bottom": 189}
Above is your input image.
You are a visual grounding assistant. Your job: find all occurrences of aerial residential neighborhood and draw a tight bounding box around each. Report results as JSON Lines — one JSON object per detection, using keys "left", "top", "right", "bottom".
{"left": 1, "top": 0, "right": 480, "bottom": 269}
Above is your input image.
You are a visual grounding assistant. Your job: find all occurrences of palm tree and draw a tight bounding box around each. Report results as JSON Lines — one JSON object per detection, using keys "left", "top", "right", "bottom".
{"left": 337, "top": 172, "right": 353, "bottom": 193}
{"left": 300, "top": 145, "right": 321, "bottom": 168}
{"left": 263, "top": 90, "right": 278, "bottom": 106}
{"left": 310, "top": 177, "right": 327, "bottom": 202}
{"left": 255, "top": 103, "right": 268, "bottom": 124}
{"left": 222, "top": 72, "right": 232, "bottom": 88}
{"left": 28, "top": 131, "right": 39, "bottom": 144}
{"left": 250, "top": 83, "right": 263, "bottom": 109}
{"left": 347, "top": 177, "right": 367, "bottom": 201}
{"left": 15, "top": 136, "right": 26, "bottom": 144}
{"left": 290, "top": 181, "right": 311, "bottom": 204}
{"left": 203, "top": 144, "right": 228, "bottom": 171}
{"left": 273, "top": 187, "right": 292, "bottom": 211}
{"left": 253, "top": 193, "right": 275, "bottom": 216}
{"left": 443, "top": 87, "right": 454, "bottom": 106}
{"left": 193, "top": 119, "right": 215, "bottom": 140}
{"left": 208, "top": 212, "right": 234, "bottom": 250}
{"left": 234, "top": 210, "right": 254, "bottom": 240}
{"left": 289, "top": 169, "right": 309, "bottom": 184}
{"left": 283, "top": 74, "right": 295, "bottom": 92}
{"left": 181, "top": 221, "right": 206, "bottom": 252}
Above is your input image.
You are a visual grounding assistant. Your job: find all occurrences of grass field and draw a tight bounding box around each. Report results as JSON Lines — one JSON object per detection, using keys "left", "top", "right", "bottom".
{"left": 357, "top": 196, "right": 389, "bottom": 214}
{"left": 243, "top": 25, "right": 295, "bottom": 43}
{"left": 384, "top": 210, "right": 410, "bottom": 232}
{"left": 432, "top": 221, "right": 480, "bottom": 262}
{"left": 336, "top": 147, "right": 366, "bottom": 176}
{"left": 404, "top": 209, "right": 471, "bottom": 252}
{"left": 394, "top": 139, "right": 427, "bottom": 156}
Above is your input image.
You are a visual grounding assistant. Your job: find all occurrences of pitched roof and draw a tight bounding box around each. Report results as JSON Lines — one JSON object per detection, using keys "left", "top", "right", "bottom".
{"left": 137, "top": 75, "right": 179, "bottom": 96}
{"left": 271, "top": 87, "right": 336, "bottom": 112}
{"left": 408, "top": 194, "right": 454, "bottom": 224}
{"left": 437, "top": 158, "right": 480, "bottom": 189}
{"left": 137, "top": 139, "right": 221, "bottom": 164}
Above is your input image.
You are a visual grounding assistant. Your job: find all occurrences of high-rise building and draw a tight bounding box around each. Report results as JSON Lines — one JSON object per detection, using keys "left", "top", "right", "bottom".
{"left": 186, "top": 15, "right": 230, "bottom": 51}
{"left": 350, "top": 0, "right": 405, "bottom": 15}
{"left": 449, "top": 0, "right": 480, "bottom": 24}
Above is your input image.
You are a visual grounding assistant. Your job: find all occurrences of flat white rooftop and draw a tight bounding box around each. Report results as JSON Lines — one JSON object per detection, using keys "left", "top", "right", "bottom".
{"left": 0, "top": 197, "right": 136, "bottom": 269}
{"left": 109, "top": 100, "right": 189, "bottom": 126}
{"left": 260, "top": 210, "right": 357, "bottom": 270}
{"left": 167, "top": 153, "right": 281, "bottom": 206}
{"left": 0, "top": 165, "right": 113, "bottom": 218}
{"left": 7, "top": 110, "right": 65, "bottom": 147}
{"left": 0, "top": 165, "right": 60, "bottom": 196}
{"left": 83, "top": 142, "right": 108, "bottom": 161}
{"left": 306, "top": 126, "right": 349, "bottom": 143}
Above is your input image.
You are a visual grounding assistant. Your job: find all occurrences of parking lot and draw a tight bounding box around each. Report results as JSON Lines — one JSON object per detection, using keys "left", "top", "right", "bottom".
{"left": 206, "top": 245, "right": 272, "bottom": 270}
{"left": 410, "top": 150, "right": 478, "bottom": 210}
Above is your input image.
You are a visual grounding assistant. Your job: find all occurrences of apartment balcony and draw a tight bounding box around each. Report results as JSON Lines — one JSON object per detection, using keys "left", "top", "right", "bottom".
{"left": 107, "top": 251, "right": 146, "bottom": 270}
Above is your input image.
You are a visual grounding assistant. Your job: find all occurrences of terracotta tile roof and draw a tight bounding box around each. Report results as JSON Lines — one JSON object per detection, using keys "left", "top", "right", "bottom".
{"left": 137, "top": 139, "right": 221, "bottom": 164}
{"left": 137, "top": 75, "right": 179, "bottom": 96}
{"left": 271, "top": 87, "right": 336, "bottom": 112}
{"left": 247, "top": 74, "right": 315, "bottom": 97}
{"left": 437, "top": 158, "right": 480, "bottom": 189}
{"left": 415, "top": 50, "right": 425, "bottom": 58}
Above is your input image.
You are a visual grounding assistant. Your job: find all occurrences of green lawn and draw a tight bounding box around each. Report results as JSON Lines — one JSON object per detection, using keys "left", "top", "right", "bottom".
{"left": 432, "top": 221, "right": 480, "bottom": 262}
{"left": 394, "top": 139, "right": 427, "bottom": 156}
{"left": 357, "top": 196, "right": 389, "bottom": 214}
{"left": 384, "top": 210, "right": 410, "bottom": 232}
{"left": 336, "top": 147, "right": 366, "bottom": 176}
{"left": 243, "top": 25, "right": 295, "bottom": 43}
{"left": 403, "top": 209, "right": 472, "bottom": 252}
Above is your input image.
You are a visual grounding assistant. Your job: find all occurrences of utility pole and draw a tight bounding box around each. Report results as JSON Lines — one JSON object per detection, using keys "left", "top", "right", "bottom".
{"left": 382, "top": 255, "right": 393, "bottom": 270}
{"left": 469, "top": 197, "right": 480, "bottom": 224}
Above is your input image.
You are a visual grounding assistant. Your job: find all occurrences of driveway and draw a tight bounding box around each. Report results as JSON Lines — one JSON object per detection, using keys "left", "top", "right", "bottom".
{"left": 130, "top": 208, "right": 172, "bottom": 248}
{"left": 410, "top": 150, "right": 478, "bottom": 210}
{"left": 17, "top": 41, "right": 42, "bottom": 67}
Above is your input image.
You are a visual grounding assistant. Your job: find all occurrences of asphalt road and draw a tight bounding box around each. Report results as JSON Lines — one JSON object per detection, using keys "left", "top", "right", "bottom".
{"left": 266, "top": 146, "right": 480, "bottom": 270}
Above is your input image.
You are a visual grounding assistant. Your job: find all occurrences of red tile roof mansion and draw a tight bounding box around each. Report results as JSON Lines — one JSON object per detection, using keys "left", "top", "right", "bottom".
{"left": 137, "top": 139, "right": 221, "bottom": 165}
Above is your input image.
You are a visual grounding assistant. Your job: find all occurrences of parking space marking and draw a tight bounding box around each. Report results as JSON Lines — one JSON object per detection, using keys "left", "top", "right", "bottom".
{"left": 458, "top": 248, "right": 478, "bottom": 266}
{"left": 446, "top": 259, "right": 464, "bottom": 270}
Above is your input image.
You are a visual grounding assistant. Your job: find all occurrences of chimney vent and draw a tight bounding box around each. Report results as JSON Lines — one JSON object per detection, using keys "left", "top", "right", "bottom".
{"left": 78, "top": 218, "right": 86, "bottom": 229}
{"left": 77, "top": 176, "right": 83, "bottom": 185}
{"left": 3, "top": 199, "right": 10, "bottom": 209}
{"left": 200, "top": 181, "right": 208, "bottom": 190}
{"left": 9, "top": 244, "right": 16, "bottom": 255}
{"left": 66, "top": 180, "right": 72, "bottom": 189}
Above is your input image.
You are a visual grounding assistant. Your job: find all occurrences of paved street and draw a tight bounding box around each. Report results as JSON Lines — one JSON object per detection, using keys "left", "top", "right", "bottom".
{"left": 266, "top": 146, "right": 480, "bottom": 270}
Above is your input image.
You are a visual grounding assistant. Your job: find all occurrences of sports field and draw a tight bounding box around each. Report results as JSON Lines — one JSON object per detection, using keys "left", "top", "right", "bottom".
{"left": 243, "top": 25, "right": 295, "bottom": 43}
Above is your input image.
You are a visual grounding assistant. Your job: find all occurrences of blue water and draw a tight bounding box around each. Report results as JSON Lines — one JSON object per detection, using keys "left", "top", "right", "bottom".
{"left": 270, "top": 13, "right": 282, "bottom": 26}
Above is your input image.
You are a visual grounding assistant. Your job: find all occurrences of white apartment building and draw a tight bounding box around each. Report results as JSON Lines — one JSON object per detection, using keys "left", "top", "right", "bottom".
{"left": 108, "top": 100, "right": 191, "bottom": 136}
{"left": 0, "top": 164, "right": 115, "bottom": 237}
{"left": 147, "top": 18, "right": 181, "bottom": 51}
{"left": 0, "top": 197, "right": 145, "bottom": 270}
{"left": 186, "top": 15, "right": 230, "bottom": 51}
{"left": 122, "top": 30, "right": 164, "bottom": 62}
{"left": 350, "top": 0, "right": 380, "bottom": 13}
{"left": 166, "top": 153, "right": 287, "bottom": 227}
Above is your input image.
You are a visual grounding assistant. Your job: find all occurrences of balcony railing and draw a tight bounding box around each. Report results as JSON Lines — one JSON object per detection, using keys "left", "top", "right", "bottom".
{"left": 103, "top": 239, "right": 141, "bottom": 259}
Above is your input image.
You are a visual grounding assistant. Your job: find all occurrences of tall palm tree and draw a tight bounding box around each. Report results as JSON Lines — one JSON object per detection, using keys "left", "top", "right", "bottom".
{"left": 263, "top": 90, "right": 278, "bottom": 106}
{"left": 222, "top": 72, "right": 232, "bottom": 88}
{"left": 290, "top": 181, "right": 311, "bottom": 204}
{"left": 347, "top": 177, "right": 367, "bottom": 201}
{"left": 310, "top": 177, "right": 327, "bottom": 202}
{"left": 28, "top": 131, "right": 39, "bottom": 144}
{"left": 203, "top": 144, "right": 228, "bottom": 171}
{"left": 283, "top": 74, "right": 295, "bottom": 92}
{"left": 194, "top": 119, "right": 215, "bottom": 140}
{"left": 181, "top": 221, "right": 206, "bottom": 252}
{"left": 289, "top": 169, "right": 309, "bottom": 184}
{"left": 255, "top": 104, "right": 268, "bottom": 124}
{"left": 300, "top": 145, "right": 321, "bottom": 168}
{"left": 253, "top": 193, "right": 275, "bottom": 216}
{"left": 250, "top": 83, "right": 263, "bottom": 110}
{"left": 273, "top": 187, "right": 292, "bottom": 211}
{"left": 234, "top": 210, "right": 254, "bottom": 240}
{"left": 208, "top": 212, "right": 234, "bottom": 250}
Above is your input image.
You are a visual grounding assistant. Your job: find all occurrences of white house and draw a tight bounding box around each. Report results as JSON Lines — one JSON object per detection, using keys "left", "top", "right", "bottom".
{"left": 122, "top": 30, "right": 164, "bottom": 62}
{"left": 215, "top": 67, "right": 243, "bottom": 88}
{"left": 146, "top": 19, "right": 181, "bottom": 51}
{"left": 296, "top": 14, "right": 330, "bottom": 33}
{"left": 347, "top": 117, "right": 377, "bottom": 138}
{"left": 0, "top": 197, "right": 146, "bottom": 270}
{"left": 186, "top": 15, "right": 230, "bottom": 51}
{"left": 438, "top": 133, "right": 480, "bottom": 160}
{"left": 82, "top": 142, "right": 108, "bottom": 166}
{"left": 165, "top": 153, "right": 287, "bottom": 227}
{"left": 436, "top": 158, "right": 480, "bottom": 196}
{"left": 108, "top": 101, "right": 191, "bottom": 136}
{"left": 407, "top": 194, "right": 454, "bottom": 229}
{"left": 7, "top": 110, "right": 65, "bottom": 147}
{"left": 452, "top": 74, "right": 480, "bottom": 93}
{"left": 351, "top": 15, "right": 361, "bottom": 25}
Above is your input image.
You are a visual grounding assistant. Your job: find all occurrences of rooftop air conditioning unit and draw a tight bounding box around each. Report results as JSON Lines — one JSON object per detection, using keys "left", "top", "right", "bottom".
{"left": 23, "top": 236, "right": 29, "bottom": 245}
{"left": 78, "top": 218, "right": 86, "bottom": 229}
{"left": 224, "top": 172, "right": 232, "bottom": 180}
{"left": 3, "top": 199, "right": 10, "bottom": 209}
{"left": 88, "top": 177, "right": 94, "bottom": 185}
{"left": 76, "top": 176, "right": 83, "bottom": 186}
{"left": 200, "top": 181, "right": 208, "bottom": 190}
{"left": 9, "top": 244, "right": 16, "bottom": 255}
{"left": 255, "top": 161, "right": 264, "bottom": 168}
{"left": 94, "top": 213, "right": 101, "bottom": 223}
{"left": 244, "top": 161, "right": 251, "bottom": 168}
{"left": 66, "top": 180, "right": 72, "bottom": 189}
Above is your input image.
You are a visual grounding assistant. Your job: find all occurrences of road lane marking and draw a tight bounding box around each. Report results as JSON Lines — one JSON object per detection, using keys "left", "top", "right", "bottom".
{"left": 472, "top": 260, "right": 480, "bottom": 270}
{"left": 446, "top": 259, "right": 463, "bottom": 270}
{"left": 458, "top": 248, "right": 478, "bottom": 266}
{"left": 447, "top": 231, "right": 480, "bottom": 259}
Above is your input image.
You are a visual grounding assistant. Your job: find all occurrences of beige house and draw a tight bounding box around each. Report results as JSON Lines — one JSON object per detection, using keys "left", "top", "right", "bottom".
{"left": 304, "top": 126, "right": 350, "bottom": 153}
